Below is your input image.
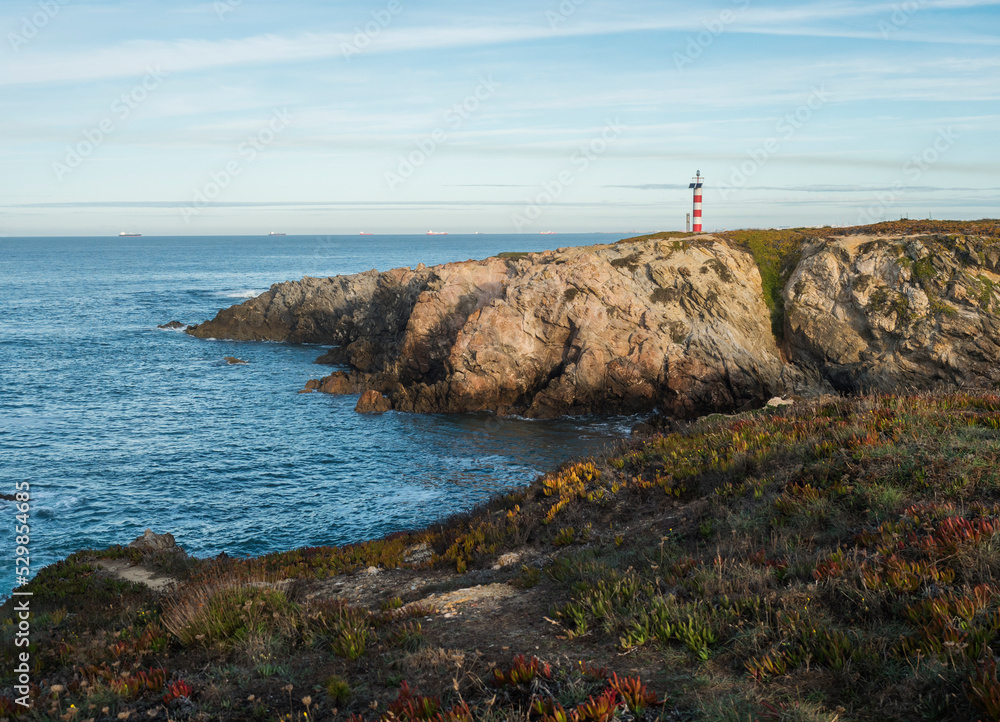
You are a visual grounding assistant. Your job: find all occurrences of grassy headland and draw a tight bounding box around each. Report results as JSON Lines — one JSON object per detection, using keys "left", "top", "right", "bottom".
{"left": 6, "top": 390, "right": 1000, "bottom": 721}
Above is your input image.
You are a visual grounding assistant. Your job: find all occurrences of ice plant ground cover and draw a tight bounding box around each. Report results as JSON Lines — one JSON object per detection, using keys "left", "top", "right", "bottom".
{"left": 6, "top": 390, "right": 1000, "bottom": 720}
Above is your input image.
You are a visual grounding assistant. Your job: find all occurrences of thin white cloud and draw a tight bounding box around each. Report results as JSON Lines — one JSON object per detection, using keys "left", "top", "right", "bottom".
{"left": 3, "top": 0, "right": 1000, "bottom": 86}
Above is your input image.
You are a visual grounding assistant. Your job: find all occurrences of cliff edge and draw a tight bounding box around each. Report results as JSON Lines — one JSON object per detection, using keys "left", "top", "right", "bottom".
{"left": 188, "top": 222, "right": 1000, "bottom": 418}
{"left": 189, "top": 237, "right": 786, "bottom": 419}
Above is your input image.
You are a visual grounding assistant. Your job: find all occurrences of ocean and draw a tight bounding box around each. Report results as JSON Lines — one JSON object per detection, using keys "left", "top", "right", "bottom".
{"left": 0, "top": 234, "right": 636, "bottom": 597}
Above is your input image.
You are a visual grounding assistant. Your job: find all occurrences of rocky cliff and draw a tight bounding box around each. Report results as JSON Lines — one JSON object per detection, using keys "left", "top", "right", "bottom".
{"left": 786, "top": 233, "right": 1000, "bottom": 392}
{"left": 188, "top": 226, "right": 1000, "bottom": 418}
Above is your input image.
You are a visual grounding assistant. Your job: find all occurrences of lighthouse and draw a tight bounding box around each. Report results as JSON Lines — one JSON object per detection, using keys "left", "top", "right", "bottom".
{"left": 689, "top": 171, "right": 704, "bottom": 233}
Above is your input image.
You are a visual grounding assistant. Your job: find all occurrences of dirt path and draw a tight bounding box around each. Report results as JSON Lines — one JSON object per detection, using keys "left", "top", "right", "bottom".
{"left": 95, "top": 559, "right": 177, "bottom": 592}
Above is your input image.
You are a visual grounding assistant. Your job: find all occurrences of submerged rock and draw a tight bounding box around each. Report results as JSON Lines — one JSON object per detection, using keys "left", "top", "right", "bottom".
{"left": 224, "top": 357, "right": 248, "bottom": 365}
{"left": 158, "top": 321, "right": 186, "bottom": 330}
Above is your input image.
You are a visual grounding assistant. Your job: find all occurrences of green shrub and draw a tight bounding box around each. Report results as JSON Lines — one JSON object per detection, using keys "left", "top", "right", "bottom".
{"left": 325, "top": 675, "right": 352, "bottom": 705}
{"left": 304, "top": 600, "right": 374, "bottom": 660}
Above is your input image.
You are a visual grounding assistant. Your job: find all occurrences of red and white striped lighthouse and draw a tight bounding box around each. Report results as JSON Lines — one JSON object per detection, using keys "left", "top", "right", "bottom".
{"left": 689, "top": 170, "right": 704, "bottom": 233}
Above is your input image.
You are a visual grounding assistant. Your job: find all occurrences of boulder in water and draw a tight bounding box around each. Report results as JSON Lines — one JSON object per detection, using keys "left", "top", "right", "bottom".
{"left": 356, "top": 390, "right": 392, "bottom": 414}
{"left": 318, "top": 371, "right": 366, "bottom": 395}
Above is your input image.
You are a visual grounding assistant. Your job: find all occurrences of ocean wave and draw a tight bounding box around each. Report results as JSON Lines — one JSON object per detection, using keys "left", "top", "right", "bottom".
{"left": 215, "top": 289, "right": 265, "bottom": 300}
{"left": 55, "top": 496, "right": 79, "bottom": 509}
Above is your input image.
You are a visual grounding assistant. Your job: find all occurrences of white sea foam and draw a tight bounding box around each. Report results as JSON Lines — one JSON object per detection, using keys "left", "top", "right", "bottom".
{"left": 215, "top": 289, "right": 265, "bottom": 300}
{"left": 56, "top": 496, "right": 79, "bottom": 509}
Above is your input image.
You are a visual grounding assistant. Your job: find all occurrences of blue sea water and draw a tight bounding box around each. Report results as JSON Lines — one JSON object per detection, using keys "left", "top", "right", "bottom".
{"left": 0, "top": 234, "right": 635, "bottom": 597}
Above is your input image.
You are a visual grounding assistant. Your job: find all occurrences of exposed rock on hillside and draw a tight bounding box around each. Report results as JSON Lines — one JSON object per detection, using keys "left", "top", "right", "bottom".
{"left": 786, "top": 234, "right": 1000, "bottom": 392}
{"left": 128, "top": 529, "right": 178, "bottom": 553}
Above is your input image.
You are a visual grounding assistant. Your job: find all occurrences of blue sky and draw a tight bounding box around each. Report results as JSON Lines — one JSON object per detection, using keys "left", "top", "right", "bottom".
{"left": 0, "top": 0, "right": 997, "bottom": 235}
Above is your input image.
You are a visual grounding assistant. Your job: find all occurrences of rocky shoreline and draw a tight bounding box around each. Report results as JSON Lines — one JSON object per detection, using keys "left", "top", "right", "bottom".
{"left": 187, "top": 225, "right": 1000, "bottom": 419}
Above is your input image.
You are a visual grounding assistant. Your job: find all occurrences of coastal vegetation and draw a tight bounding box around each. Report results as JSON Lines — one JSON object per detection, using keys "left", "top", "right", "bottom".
{"left": 6, "top": 390, "right": 1000, "bottom": 720}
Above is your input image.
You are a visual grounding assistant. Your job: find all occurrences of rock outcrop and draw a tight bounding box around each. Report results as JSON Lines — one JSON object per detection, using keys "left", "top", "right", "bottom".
{"left": 785, "top": 234, "right": 1000, "bottom": 392}
{"left": 129, "top": 529, "right": 179, "bottom": 554}
{"left": 190, "top": 238, "right": 785, "bottom": 418}
{"left": 356, "top": 390, "right": 393, "bottom": 414}
{"left": 188, "top": 231, "right": 1000, "bottom": 418}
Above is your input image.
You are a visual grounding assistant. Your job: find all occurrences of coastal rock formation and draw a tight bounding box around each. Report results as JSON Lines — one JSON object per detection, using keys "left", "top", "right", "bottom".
{"left": 356, "top": 390, "right": 392, "bottom": 414}
{"left": 786, "top": 234, "right": 1000, "bottom": 392}
{"left": 129, "top": 529, "right": 179, "bottom": 554}
{"left": 190, "top": 238, "right": 785, "bottom": 418}
{"left": 188, "top": 230, "right": 1000, "bottom": 418}
{"left": 187, "top": 269, "right": 433, "bottom": 368}
{"left": 320, "top": 371, "right": 367, "bottom": 395}
{"left": 315, "top": 347, "right": 349, "bottom": 366}
{"left": 396, "top": 242, "right": 784, "bottom": 418}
